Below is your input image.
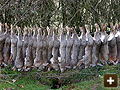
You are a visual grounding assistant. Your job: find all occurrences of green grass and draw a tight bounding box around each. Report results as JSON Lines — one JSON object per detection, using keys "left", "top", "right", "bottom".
{"left": 0, "top": 64, "right": 120, "bottom": 90}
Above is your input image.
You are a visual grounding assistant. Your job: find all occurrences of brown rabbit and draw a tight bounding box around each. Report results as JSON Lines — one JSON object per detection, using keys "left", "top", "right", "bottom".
{"left": 108, "top": 23, "right": 117, "bottom": 65}
{"left": 4, "top": 23, "right": 11, "bottom": 65}
{"left": 100, "top": 23, "right": 108, "bottom": 65}
{"left": 83, "top": 25, "right": 94, "bottom": 69}
{"left": 15, "top": 26, "right": 23, "bottom": 71}
{"left": 77, "top": 26, "right": 86, "bottom": 69}
{"left": 23, "top": 26, "right": 28, "bottom": 59}
{"left": 24, "top": 27, "right": 33, "bottom": 71}
{"left": 32, "top": 26, "right": 37, "bottom": 60}
{"left": 91, "top": 23, "right": 101, "bottom": 67}
{"left": 0, "top": 22, "right": 6, "bottom": 66}
{"left": 71, "top": 27, "right": 80, "bottom": 69}
{"left": 59, "top": 27, "right": 67, "bottom": 72}
{"left": 47, "top": 26, "right": 53, "bottom": 63}
{"left": 65, "top": 26, "right": 73, "bottom": 68}
{"left": 50, "top": 28, "right": 60, "bottom": 71}
{"left": 115, "top": 22, "right": 120, "bottom": 65}
{"left": 10, "top": 24, "right": 18, "bottom": 65}
{"left": 42, "top": 28, "right": 49, "bottom": 66}
{"left": 34, "top": 27, "right": 43, "bottom": 69}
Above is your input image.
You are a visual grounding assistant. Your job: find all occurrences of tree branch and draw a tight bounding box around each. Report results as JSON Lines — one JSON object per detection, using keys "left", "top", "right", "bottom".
{"left": 0, "top": 0, "right": 9, "bottom": 10}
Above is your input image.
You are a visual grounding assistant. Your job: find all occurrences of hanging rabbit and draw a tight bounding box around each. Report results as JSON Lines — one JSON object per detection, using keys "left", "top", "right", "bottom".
{"left": 15, "top": 26, "right": 23, "bottom": 71}
{"left": 42, "top": 28, "right": 49, "bottom": 67}
{"left": 65, "top": 26, "right": 73, "bottom": 69}
{"left": 82, "top": 25, "right": 94, "bottom": 69}
{"left": 24, "top": 27, "right": 33, "bottom": 71}
{"left": 47, "top": 26, "right": 54, "bottom": 64}
{"left": 50, "top": 28, "right": 60, "bottom": 71}
{"left": 71, "top": 27, "right": 80, "bottom": 69}
{"left": 0, "top": 22, "right": 6, "bottom": 67}
{"left": 100, "top": 23, "right": 108, "bottom": 65}
{"left": 4, "top": 23, "right": 11, "bottom": 65}
{"left": 91, "top": 23, "right": 101, "bottom": 67}
{"left": 10, "top": 24, "right": 18, "bottom": 66}
{"left": 77, "top": 26, "right": 86, "bottom": 69}
{"left": 115, "top": 22, "right": 120, "bottom": 65}
{"left": 34, "top": 27, "right": 43, "bottom": 70}
{"left": 108, "top": 23, "right": 117, "bottom": 65}
{"left": 23, "top": 26, "right": 28, "bottom": 60}
{"left": 32, "top": 26, "right": 37, "bottom": 60}
{"left": 59, "top": 27, "right": 67, "bottom": 72}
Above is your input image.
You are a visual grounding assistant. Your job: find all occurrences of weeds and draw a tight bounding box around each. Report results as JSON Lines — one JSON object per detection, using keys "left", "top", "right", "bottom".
{"left": 0, "top": 63, "right": 120, "bottom": 89}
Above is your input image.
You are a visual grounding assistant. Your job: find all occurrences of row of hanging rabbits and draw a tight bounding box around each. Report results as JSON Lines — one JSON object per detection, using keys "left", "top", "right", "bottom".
{"left": 0, "top": 22, "right": 120, "bottom": 73}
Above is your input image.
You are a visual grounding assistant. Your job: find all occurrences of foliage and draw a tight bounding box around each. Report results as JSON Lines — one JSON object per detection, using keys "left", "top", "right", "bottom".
{"left": 0, "top": 0, "right": 120, "bottom": 33}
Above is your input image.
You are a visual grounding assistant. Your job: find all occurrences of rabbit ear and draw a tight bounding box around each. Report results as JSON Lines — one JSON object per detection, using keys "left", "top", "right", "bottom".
{"left": 94, "top": 23, "right": 98, "bottom": 27}
{"left": 72, "top": 27, "right": 75, "bottom": 31}
{"left": 36, "top": 26, "right": 39, "bottom": 31}
{"left": 104, "top": 23, "right": 108, "bottom": 28}
{"left": 17, "top": 27, "right": 22, "bottom": 34}
{"left": 38, "top": 27, "right": 41, "bottom": 34}
{"left": 110, "top": 22, "right": 115, "bottom": 32}
{"left": 0, "top": 22, "right": 2, "bottom": 26}
{"left": 43, "top": 28, "right": 47, "bottom": 33}
{"left": 110, "top": 22, "right": 113, "bottom": 29}
{"left": 0, "top": 22, "right": 3, "bottom": 27}
{"left": 66, "top": 26, "right": 70, "bottom": 30}
{"left": 71, "top": 27, "right": 74, "bottom": 33}
{"left": 63, "top": 28, "right": 64, "bottom": 32}
{"left": 115, "top": 23, "right": 117, "bottom": 29}
{"left": 101, "top": 23, "right": 108, "bottom": 32}
{"left": 85, "top": 24, "right": 90, "bottom": 33}
{"left": 11, "top": 24, "right": 14, "bottom": 33}
{"left": 5, "top": 23, "right": 9, "bottom": 29}
{"left": 33, "top": 26, "right": 37, "bottom": 35}
{"left": 72, "top": 27, "right": 75, "bottom": 32}
{"left": 53, "top": 28, "right": 56, "bottom": 34}
{"left": 79, "top": 26, "right": 85, "bottom": 33}
{"left": 32, "top": 26, "right": 36, "bottom": 32}
{"left": 63, "top": 28, "right": 66, "bottom": 32}
{"left": 95, "top": 23, "right": 100, "bottom": 32}
{"left": 11, "top": 24, "right": 14, "bottom": 29}
{"left": 47, "top": 26, "right": 50, "bottom": 34}
{"left": 85, "top": 24, "right": 89, "bottom": 29}
{"left": 51, "top": 27, "right": 54, "bottom": 31}
{"left": 27, "top": 26, "right": 32, "bottom": 34}
{"left": 66, "top": 26, "right": 71, "bottom": 33}
{"left": 110, "top": 22, "right": 113, "bottom": 27}
{"left": 81, "top": 26, "right": 85, "bottom": 32}
{"left": 24, "top": 26, "right": 27, "bottom": 31}
{"left": 43, "top": 28, "right": 47, "bottom": 37}
{"left": 100, "top": 23, "right": 104, "bottom": 30}
{"left": 27, "top": 26, "right": 30, "bottom": 31}
{"left": 47, "top": 26, "right": 50, "bottom": 31}
{"left": 79, "top": 26, "right": 82, "bottom": 31}
{"left": 65, "top": 26, "right": 69, "bottom": 29}
{"left": 5, "top": 23, "right": 9, "bottom": 32}
{"left": 113, "top": 25, "right": 116, "bottom": 30}
{"left": 16, "top": 25, "right": 19, "bottom": 31}
{"left": 19, "top": 27, "right": 21, "bottom": 32}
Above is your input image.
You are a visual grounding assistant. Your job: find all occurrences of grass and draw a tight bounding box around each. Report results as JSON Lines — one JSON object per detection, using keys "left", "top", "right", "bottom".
{"left": 0, "top": 63, "right": 120, "bottom": 90}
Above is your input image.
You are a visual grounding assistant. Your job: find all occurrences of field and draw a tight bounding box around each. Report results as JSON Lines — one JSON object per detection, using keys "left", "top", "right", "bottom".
{"left": 0, "top": 64, "right": 120, "bottom": 90}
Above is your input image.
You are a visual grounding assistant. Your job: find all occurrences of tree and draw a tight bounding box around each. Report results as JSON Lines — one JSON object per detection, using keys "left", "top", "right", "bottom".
{"left": 0, "top": 0, "right": 120, "bottom": 33}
